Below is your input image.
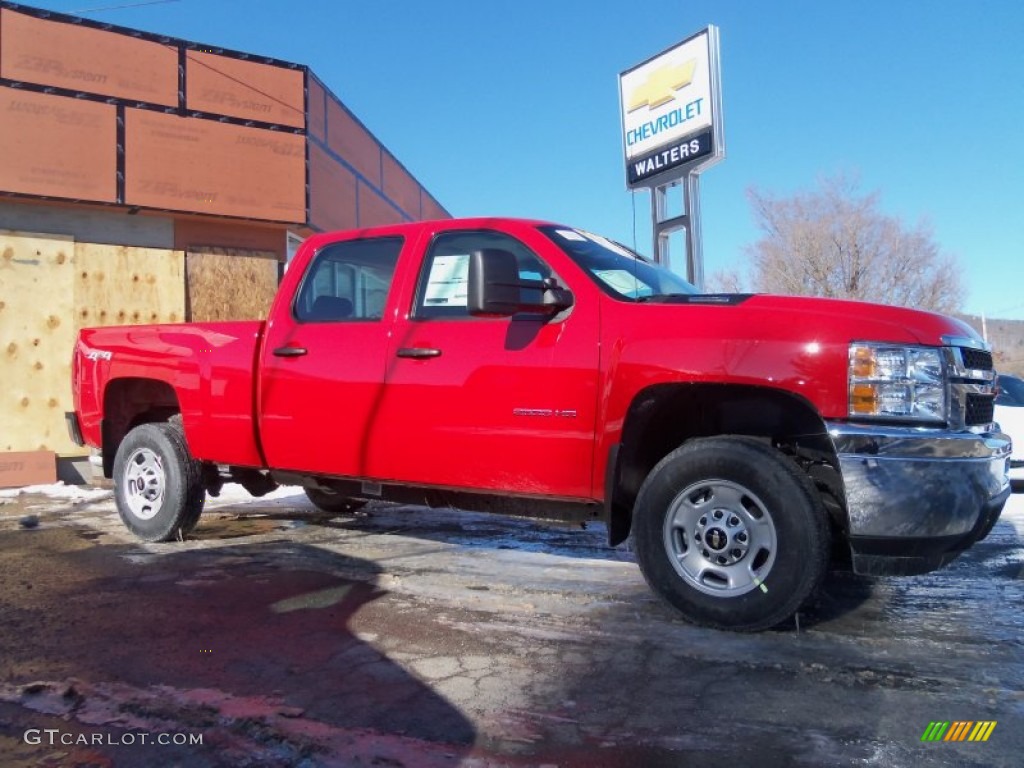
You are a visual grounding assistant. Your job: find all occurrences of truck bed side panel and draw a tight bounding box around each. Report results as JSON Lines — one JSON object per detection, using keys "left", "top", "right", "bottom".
{"left": 75, "top": 321, "right": 265, "bottom": 467}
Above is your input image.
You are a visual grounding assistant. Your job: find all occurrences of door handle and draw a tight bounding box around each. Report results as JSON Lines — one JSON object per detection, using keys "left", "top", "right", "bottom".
{"left": 273, "top": 346, "right": 308, "bottom": 358}
{"left": 396, "top": 347, "right": 442, "bottom": 359}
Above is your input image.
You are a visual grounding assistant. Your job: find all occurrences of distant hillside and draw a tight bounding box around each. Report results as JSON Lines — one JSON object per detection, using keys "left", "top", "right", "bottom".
{"left": 956, "top": 315, "right": 1024, "bottom": 377}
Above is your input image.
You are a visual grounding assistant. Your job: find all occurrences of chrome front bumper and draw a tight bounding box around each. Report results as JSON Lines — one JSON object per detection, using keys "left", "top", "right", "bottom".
{"left": 828, "top": 422, "right": 1012, "bottom": 575}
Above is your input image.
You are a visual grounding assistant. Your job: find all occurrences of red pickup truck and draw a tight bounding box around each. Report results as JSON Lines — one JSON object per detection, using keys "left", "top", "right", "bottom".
{"left": 67, "top": 217, "right": 1012, "bottom": 631}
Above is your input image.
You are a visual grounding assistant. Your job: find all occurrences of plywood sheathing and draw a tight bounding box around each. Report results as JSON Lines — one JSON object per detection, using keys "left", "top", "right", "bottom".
{"left": 0, "top": 231, "right": 77, "bottom": 454}
{"left": 186, "top": 248, "right": 279, "bottom": 322}
{"left": 0, "top": 231, "right": 186, "bottom": 454}
{"left": 74, "top": 243, "right": 185, "bottom": 331}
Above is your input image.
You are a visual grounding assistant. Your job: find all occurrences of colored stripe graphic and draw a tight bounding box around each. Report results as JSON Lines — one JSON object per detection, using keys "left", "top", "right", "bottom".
{"left": 969, "top": 722, "right": 997, "bottom": 742}
{"left": 922, "top": 721, "right": 996, "bottom": 742}
{"left": 945, "top": 721, "right": 972, "bottom": 741}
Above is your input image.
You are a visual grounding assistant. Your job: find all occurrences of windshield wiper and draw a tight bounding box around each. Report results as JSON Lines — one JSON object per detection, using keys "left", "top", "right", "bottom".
{"left": 635, "top": 293, "right": 754, "bottom": 305}
{"left": 635, "top": 293, "right": 689, "bottom": 303}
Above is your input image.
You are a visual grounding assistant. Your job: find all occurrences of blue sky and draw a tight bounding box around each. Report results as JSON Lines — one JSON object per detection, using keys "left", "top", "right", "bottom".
{"left": 27, "top": 0, "right": 1024, "bottom": 319}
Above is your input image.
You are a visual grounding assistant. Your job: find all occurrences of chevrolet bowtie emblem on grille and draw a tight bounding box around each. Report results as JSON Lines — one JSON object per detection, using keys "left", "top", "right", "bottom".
{"left": 627, "top": 59, "right": 698, "bottom": 112}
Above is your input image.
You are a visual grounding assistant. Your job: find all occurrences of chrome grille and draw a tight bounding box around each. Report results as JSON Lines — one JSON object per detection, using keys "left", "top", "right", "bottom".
{"left": 944, "top": 343, "right": 997, "bottom": 429}
{"left": 964, "top": 394, "right": 995, "bottom": 426}
{"left": 959, "top": 347, "right": 993, "bottom": 372}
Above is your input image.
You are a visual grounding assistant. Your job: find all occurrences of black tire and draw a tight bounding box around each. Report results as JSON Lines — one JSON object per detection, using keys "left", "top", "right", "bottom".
{"left": 304, "top": 487, "right": 368, "bottom": 515}
{"left": 113, "top": 421, "right": 205, "bottom": 542}
{"left": 632, "top": 436, "right": 830, "bottom": 632}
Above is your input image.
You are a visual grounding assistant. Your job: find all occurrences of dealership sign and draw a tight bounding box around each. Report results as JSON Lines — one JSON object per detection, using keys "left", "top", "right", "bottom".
{"left": 619, "top": 27, "right": 724, "bottom": 187}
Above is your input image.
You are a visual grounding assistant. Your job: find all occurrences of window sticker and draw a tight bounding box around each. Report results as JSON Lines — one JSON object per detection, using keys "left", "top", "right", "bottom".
{"left": 423, "top": 254, "right": 469, "bottom": 306}
{"left": 555, "top": 229, "right": 587, "bottom": 242}
{"left": 594, "top": 269, "right": 651, "bottom": 297}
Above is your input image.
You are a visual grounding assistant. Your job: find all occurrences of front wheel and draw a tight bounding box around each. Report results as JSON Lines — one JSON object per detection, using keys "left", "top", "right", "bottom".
{"left": 113, "top": 421, "right": 204, "bottom": 541}
{"left": 632, "top": 436, "right": 829, "bottom": 632}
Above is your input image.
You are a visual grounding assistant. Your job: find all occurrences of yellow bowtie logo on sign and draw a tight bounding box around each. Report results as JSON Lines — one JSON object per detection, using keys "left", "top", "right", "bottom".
{"left": 628, "top": 59, "right": 698, "bottom": 112}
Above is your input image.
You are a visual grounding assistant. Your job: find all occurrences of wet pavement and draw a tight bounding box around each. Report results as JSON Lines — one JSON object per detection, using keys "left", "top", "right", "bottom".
{"left": 0, "top": 484, "right": 1022, "bottom": 767}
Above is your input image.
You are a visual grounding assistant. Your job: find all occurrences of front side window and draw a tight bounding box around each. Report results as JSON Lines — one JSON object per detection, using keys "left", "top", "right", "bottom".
{"left": 414, "top": 230, "right": 553, "bottom": 319}
{"left": 539, "top": 225, "right": 698, "bottom": 301}
{"left": 294, "top": 237, "right": 403, "bottom": 322}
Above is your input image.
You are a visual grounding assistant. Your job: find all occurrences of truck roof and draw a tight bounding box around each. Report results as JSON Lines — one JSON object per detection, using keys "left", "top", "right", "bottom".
{"left": 311, "top": 216, "right": 562, "bottom": 241}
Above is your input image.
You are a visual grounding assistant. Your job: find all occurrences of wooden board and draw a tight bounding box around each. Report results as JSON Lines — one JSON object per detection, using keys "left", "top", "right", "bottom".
{"left": 0, "top": 450, "right": 57, "bottom": 488}
{"left": 74, "top": 243, "right": 185, "bottom": 330}
{"left": 0, "top": 230, "right": 78, "bottom": 454}
{"left": 0, "top": 234, "right": 187, "bottom": 456}
{"left": 186, "top": 248, "right": 279, "bottom": 322}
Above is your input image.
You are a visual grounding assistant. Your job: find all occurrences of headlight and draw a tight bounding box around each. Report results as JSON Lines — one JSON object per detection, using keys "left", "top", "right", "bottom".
{"left": 848, "top": 344, "right": 947, "bottom": 423}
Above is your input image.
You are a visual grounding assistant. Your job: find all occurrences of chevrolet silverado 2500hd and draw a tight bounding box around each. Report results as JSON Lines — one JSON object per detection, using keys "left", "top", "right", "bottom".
{"left": 67, "top": 217, "right": 1012, "bottom": 631}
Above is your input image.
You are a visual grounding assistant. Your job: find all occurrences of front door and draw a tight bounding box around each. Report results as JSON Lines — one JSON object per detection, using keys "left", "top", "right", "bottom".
{"left": 367, "top": 227, "right": 600, "bottom": 499}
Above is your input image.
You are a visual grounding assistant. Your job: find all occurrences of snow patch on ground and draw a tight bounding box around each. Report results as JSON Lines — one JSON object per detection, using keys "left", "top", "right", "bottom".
{"left": 0, "top": 482, "right": 112, "bottom": 502}
{"left": 204, "top": 483, "right": 305, "bottom": 507}
{"left": 1002, "top": 492, "right": 1024, "bottom": 537}
{"left": 0, "top": 481, "right": 301, "bottom": 506}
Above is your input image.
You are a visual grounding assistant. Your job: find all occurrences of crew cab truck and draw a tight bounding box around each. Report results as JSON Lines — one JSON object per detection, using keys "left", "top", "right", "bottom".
{"left": 67, "top": 218, "right": 1012, "bottom": 631}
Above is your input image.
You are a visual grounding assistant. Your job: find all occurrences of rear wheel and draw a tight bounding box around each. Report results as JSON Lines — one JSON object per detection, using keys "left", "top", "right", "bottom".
{"left": 304, "top": 487, "right": 368, "bottom": 515}
{"left": 113, "top": 420, "right": 204, "bottom": 541}
{"left": 632, "top": 436, "right": 829, "bottom": 631}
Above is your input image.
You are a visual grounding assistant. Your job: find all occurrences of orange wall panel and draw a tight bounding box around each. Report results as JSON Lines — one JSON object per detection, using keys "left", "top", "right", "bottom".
{"left": 125, "top": 110, "right": 305, "bottom": 223}
{"left": 309, "top": 145, "right": 357, "bottom": 233}
{"left": 421, "top": 194, "right": 450, "bottom": 221}
{"left": 0, "top": 8, "right": 177, "bottom": 106}
{"left": 308, "top": 77, "right": 326, "bottom": 142}
{"left": 357, "top": 182, "right": 403, "bottom": 228}
{"left": 382, "top": 152, "right": 421, "bottom": 219}
{"left": 186, "top": 51, "right": 304, "bottom": 128}
{"left": 326, "top": 97, "right": 381, "bottom": 187}
{"left": 174, "top": 218, "right": 286, "bottom": 258}
{"left": 0, "top": 87, "right": 116, "bottom": 202}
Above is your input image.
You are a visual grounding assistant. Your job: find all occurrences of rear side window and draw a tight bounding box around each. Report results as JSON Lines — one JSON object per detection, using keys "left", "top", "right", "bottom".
{"left": 294, "top": 237, "right": 403, "bottom": 322}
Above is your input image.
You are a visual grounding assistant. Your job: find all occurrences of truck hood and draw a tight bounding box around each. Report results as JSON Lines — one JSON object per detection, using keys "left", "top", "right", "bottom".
{"left": 726, "top": 294, "right": 983, "bottom": 347}
{"left": 604, "top": 293, "right": 986, "bottom": 421}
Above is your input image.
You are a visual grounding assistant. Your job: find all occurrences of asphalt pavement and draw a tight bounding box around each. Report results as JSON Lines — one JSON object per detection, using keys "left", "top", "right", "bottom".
{"left": 0, "top": 483, "right": 1021, "bottom": 767}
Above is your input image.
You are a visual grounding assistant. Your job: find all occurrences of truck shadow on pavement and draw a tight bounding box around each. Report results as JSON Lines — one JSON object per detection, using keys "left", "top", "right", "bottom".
{"left": 201, "top": 493, "right": 640, "bottom": 562}
{"left": 0, "top": 525, "right": 476, "bottom": 766}
{"left": 199, "top": 494, "right": 878, "bottom": 629}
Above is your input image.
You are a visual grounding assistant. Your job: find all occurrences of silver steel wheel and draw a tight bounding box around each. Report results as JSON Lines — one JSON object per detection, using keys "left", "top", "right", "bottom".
{"left": 662, "top": 479, "right": 778, "bottom": 597}
{"left": 122, "top": 447, "right": 165, "bottom": 521}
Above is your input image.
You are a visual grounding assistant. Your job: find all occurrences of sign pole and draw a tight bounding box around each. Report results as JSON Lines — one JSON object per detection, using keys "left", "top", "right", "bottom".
{"left": 648, "top": 171, "right": 704, "bottom": 289}
{"left": 685, "top": 172, "right": 703, "bottom": 289}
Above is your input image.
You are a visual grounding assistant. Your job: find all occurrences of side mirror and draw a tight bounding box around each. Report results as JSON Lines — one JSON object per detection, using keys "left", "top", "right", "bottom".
{"left": 467, "top": 249, "right": 573, "bottom": 317}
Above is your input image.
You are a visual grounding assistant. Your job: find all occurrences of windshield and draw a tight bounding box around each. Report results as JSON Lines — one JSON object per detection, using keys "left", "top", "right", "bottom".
{"left": 539, "top": 225, "right": 699, "bottom": 301}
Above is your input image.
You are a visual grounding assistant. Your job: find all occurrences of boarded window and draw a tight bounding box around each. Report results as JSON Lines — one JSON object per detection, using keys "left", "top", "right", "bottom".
{"left": 186, "top": 248, "right": 280, "bottom": 322}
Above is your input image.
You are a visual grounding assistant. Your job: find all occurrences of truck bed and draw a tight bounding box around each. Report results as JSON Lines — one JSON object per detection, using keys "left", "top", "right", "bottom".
{"left": 74, "top": 321, "right": 266, "bottom": 469}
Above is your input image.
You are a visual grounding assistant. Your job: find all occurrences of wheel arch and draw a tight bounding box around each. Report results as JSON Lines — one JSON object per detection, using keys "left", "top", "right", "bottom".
{"left": 606, "top": 383, "right": 846, "bottom": 546}
{"left": 101, "top": 377, "right": 181, "bottom": 478}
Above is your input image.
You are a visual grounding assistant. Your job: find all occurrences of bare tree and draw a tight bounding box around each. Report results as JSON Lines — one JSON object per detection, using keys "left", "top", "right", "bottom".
{"left": 735, "top": 175, "right": 962, "bottom": 313}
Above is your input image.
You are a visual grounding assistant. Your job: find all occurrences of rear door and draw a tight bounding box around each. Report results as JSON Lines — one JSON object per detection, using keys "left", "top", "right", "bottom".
{"left": 258, "top": 234, "right": 406, "bottom": 476}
